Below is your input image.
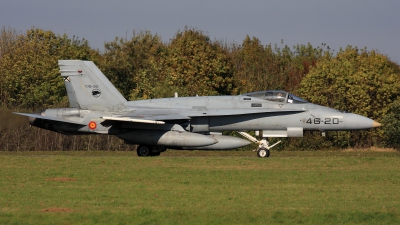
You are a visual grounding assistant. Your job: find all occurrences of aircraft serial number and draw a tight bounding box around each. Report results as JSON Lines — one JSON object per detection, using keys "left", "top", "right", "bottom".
{"left": 306, "top": 118, "right": 340, "bottom": 124}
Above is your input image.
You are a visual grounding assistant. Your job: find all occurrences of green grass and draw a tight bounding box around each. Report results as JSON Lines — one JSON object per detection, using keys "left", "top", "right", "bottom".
{"left": 0, "top": 150, "right": 399, "bottom": 224}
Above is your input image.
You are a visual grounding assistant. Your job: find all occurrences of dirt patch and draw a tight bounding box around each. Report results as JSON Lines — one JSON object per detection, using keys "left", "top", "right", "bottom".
{"left": 40, "top": 207, "right": 74, "bottom": 212}
{"left": 47, "top": 177, "right": 77, "bottom": 182}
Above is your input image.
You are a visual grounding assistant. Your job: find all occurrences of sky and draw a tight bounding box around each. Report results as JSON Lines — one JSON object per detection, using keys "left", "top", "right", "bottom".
{"left": 1, "top": 0, "right": 399, "bottom": 63}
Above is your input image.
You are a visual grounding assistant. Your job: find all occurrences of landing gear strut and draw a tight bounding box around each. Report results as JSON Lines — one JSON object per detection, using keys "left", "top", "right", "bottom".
{"left": 237, "top": 132, "right": 281, "bottom": 158}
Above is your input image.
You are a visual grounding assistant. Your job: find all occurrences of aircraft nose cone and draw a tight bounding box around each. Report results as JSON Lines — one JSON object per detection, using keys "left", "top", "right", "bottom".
{"left": 345, "top": 113, "right": 381, "bottom": 130}
{"left": 372, "top": 121, "right": 381, "bottom": 128}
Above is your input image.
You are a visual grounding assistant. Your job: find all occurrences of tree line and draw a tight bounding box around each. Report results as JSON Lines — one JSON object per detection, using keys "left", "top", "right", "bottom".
{"left": 1, "top": 26, "right": 399, "bottom": 151}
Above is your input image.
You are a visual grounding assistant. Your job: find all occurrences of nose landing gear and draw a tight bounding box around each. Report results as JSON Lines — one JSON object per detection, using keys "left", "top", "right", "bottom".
{"left": 237, "top": 131, "right": 281, "bottom": 158}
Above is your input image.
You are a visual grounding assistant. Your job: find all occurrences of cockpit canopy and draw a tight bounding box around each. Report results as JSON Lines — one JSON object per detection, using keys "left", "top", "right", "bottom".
{"left": 243, "top": 90, "right": 309, "bottom": 104}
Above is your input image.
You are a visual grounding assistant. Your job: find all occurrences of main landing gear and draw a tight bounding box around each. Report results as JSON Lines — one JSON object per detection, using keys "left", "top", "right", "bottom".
{"left": 237, "top": 131, "right": 281, "bottom": 158}
{"left": 136, "top": 145, "right": 165, "bottom": 157}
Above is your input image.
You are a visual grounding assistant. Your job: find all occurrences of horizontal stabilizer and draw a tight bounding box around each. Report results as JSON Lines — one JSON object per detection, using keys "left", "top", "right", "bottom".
{"left": 13, "top": 112, "right": 86, "bottom": 125}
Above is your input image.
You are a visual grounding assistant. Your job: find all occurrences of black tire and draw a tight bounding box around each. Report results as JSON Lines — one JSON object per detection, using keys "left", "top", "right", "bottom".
{"left": 137, "top": 145, "right": 152, "bottom": 157}
{"left": 257, "top": 148, "right": 269, "bottom": 158}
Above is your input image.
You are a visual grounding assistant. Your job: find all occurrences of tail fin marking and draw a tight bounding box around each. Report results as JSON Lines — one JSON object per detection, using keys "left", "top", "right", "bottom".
{"left": 59, "top": 60, "right": 127, "bottom": 111}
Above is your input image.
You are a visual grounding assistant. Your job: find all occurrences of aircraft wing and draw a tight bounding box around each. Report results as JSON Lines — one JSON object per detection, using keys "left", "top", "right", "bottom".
{"left": 13, "top": 112, "right": 86, "bottom": 125}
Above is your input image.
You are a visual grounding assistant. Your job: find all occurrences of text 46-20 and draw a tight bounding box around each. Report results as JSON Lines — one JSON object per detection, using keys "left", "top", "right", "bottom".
{"left": 306, "top": 118, "right": 340, "bottom": 124}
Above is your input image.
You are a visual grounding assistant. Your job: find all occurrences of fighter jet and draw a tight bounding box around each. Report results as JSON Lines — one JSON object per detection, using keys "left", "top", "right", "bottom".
{"left": 15, "top": 60, "right": 381, "bottom": 158}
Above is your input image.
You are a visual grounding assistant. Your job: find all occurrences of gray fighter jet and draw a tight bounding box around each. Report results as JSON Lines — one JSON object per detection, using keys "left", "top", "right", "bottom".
{"left": 15, "top": 60, "right": 381, "bottom": 157}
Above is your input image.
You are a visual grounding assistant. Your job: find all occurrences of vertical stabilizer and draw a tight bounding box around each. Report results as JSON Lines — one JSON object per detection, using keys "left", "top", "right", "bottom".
{"left": 59, "top": 60, "right": 127, "bottom": 111}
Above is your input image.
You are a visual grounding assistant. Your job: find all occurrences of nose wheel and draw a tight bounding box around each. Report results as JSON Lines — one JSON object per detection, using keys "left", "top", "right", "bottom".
{"left": 257, "top": 148, "right": 270, "bottom": 158}
{"left": 237, "top": 131, "right": 281, "bottom": 158}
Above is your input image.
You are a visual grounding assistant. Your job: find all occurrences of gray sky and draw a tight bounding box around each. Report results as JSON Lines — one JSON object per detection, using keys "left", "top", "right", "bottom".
{"left": 1, "top": 0, "right": 399, "bottom": 63}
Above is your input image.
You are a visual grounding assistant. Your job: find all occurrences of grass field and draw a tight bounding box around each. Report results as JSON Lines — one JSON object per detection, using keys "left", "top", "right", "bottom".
{"left": 0, "top": 150, "right": 399, "bottom": 224}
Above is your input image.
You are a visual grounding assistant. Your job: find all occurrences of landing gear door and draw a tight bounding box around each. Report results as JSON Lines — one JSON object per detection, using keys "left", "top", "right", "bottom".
{"left": 262, "top": 127, "right": 303, "bottom": 137}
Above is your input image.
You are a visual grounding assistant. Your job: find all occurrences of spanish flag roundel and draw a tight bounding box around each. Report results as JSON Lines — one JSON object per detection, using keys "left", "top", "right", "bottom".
{"left": 88, "top": 121, "right": 97, "bottom": 130}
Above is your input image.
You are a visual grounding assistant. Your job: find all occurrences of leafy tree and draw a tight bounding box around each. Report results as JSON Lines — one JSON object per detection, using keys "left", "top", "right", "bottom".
{"left": 229, "top": 36, "right": 276, "bottom": 93}
{"left": 298, "top": 46, "right": 400, "bottom": 147}
{"left": 0, "top": 28, "right": 95, "bottom": 110}
{"left": 101, "top": 31, "right": 167, "bottom": 100}
{"left": 382, "top": 98, "right": 400, "bottom": 149}
{"left": 229, "top": 38, "right": 327, "bottom": 95}
{"left": 283, "top": 43, "right": 328, "bottom": 93}
{"left": 0, "top": 26, "right": 19, "bottom": 59}
{"left": 166, "top": 27, "right": 233, "bottom": 96}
